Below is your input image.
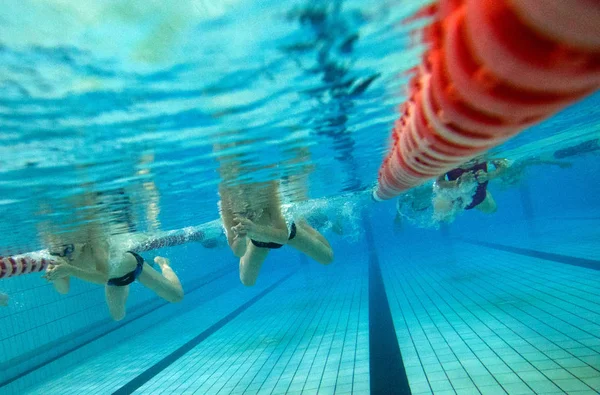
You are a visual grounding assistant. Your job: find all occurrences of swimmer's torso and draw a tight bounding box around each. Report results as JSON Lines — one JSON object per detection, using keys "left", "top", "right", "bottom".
{"left": 220, "top": 180, "right": 282, "bottom": 226}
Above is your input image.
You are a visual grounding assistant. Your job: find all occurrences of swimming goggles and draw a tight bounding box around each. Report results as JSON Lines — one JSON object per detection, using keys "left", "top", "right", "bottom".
{"left": 49, "top": 244, "right": 75, "bottom": 258}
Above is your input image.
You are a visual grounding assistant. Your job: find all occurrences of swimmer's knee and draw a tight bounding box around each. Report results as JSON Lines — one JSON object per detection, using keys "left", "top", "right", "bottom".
{"left": 239, "top": 272, "right": 257, "bottom": 287}
{"left": 477, "top": 202, "right": 497, "bottom": 214}
{"left": 320, "top": 257, "right": 334, "bottom": 265}
{"left": 52, "top": 279, "right": 70, "bottom": 294}
{"left": 241, "top": 279, "right": 256, "bottom": 287}
{"left": 167, "top": 288, "right": 184, "bottom": 303}
{"left": 393, "top": 220, "right": 402, "bottom": 234}
{"left": 318, "top": 251, "right": 334, "bottom": 265}
{"left": 110, "top": 310, "right": 126, "bottom": 321}
{"left": 107, "top": 302, "right": 127, "bottom": 321}
{"left": 231, "top": 240, "right": 247, "bottom": 258}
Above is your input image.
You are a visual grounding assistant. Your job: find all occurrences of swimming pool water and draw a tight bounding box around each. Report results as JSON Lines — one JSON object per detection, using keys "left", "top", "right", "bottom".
{"left": 1, "top": 1, "right": 600, "bottom": 394}
{"left": 2, "top": 156, "right": 599, "bottom": 394}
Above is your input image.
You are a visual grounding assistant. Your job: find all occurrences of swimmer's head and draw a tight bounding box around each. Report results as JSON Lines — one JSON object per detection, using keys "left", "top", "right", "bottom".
{"left": 49, "top": 244, "right": 74, "bottom": 258}
{"left": 48, "top": 243, "right": 85, "bottom": 262}
{"left": 38, "top": 190, "right": 107, "bottom": 261}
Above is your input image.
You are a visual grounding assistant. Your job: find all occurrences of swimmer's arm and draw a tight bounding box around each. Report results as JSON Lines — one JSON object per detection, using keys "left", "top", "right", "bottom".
{"left": 247, "top": 182, "right": 289, "bottom": 244}
{"left": 435, "top": 175, "right": 457, "bottom": 188}
{"left": 487, "top": 159, "right": 509, "bottom": 179}
{"left": 45, "top": 261, "right": 108, "bottom": 285}
{"left": 528, "top": 159, "right": 572, "bottom": 168}
{"left": 54, "top": 241, "right": 109, "bottom": 285}
{"left": 65, "top": 265, "right": 109, "bottom": 285}
{"left": 232, "top": 216, "right": 289, "bottom": 245}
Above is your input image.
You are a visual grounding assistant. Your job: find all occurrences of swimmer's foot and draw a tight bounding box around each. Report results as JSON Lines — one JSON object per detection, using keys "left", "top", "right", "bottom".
{"left": 0, "top": 293, "right": 9, "bottom": 307}
{"left": 154, "top": 256, "right": 171, "bottom": 271}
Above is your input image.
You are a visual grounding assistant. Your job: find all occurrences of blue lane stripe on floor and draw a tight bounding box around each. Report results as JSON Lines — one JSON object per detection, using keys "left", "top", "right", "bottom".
{"left": 0, "top": 266, "right": 236, "bottom": 390}
{"left": 461, "top": 239, "right": 600, "bottom": 271}
{"left": 363, "top": 214, "right": 412, "bottom": 395}
{"left": 112, "top": 271, "right": 295, "bottom": 395}
{"left": 545, "top": 216, "right": 600, "bottom": 221}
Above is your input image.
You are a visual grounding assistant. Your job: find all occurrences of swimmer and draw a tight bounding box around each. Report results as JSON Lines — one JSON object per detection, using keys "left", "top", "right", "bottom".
{"left": 215, "top": 137, "right": 333, "bottom": 286}
{"left": 219, "top": 180, "right": 334, "bottom": 286}
{"left": 0, "top": 292, "right": 8, "bottom": 307}
{"left": 44, "top": 241, "right": 183, "bottom": 321}
{"left": 553, "top": 138, "right": 599, "bottom": 159}
{"left": 302, "top": 207, "right": 346, "bottom": 236}
{"left": 279, "top": 147, "right": 348, "bottom": 237}
{"left": 498, "top": 157, "right": 571, "bottom": 187}
{"left": 41, "top": 193, "right": 183, "bottom": 321}
{"left": 394, "top": 184, "right": 434, "bottom": 231}
{"left": 435, "top": 158, "right": 508, "bottom": 214}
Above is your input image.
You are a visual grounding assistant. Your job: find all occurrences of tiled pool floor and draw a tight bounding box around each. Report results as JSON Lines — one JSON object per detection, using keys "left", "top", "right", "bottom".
{"left": 11, "top": 219, "right": 600, "bottom": 395}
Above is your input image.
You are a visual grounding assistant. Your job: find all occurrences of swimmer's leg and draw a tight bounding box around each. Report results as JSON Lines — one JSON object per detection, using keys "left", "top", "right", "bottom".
{"left": 105, "top": 285, "right": 129, "bottom": 321}
{"left": 46, "top": 265, "right": 70, "bottom": 294}
{"left": 239, "top": 243, "right": 270, "bottom": 287}
{"left": 0, "top": 292, "right": 9, "bottom": 306}
{"left": 433, "top": 196, "right": 454, "bottom": 221}
{"left": 138, "top": 258, "right": 184, "bottom": 303}
{"left": 393, "top": 212, "right": 403, "bottom": 234}
{"left": 288, "top": 220, "right": 334, "bottom": 265}
{"left": 476, "top": 191, "right": 497, "bottom": 214}
{"left": 219, "top": 192, "right": 247, "bottom": 258}
{"left": 52, "top": 277, "right": 70, "bottom": 294}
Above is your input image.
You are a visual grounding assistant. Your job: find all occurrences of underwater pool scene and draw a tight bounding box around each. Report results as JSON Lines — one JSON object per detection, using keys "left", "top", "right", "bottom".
{"left": 1, "top": 0, "right": 600, "bottom": 394}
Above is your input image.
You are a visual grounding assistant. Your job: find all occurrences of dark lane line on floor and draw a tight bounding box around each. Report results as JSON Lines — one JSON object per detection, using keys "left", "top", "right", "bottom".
{"left": 0, "top": 266, "right": 236, "bottom": 390}
{"left": 112, "top": 270, "right": 296, "bottom": 395}
{"left": 363, "top": 214, "right": 412, "bottom": 395}
{"left": 545, "top": 216, "right": 600, "bottom": 221}
{"left": 460, "top": 239, "right": 600, "bottom": 271}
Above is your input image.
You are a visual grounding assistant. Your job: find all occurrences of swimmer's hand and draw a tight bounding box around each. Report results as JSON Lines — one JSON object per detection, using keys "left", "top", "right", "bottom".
{"left": 475, "top": 170, "right": 489, "bottom": 183}
{"left": 43, "top": 262, "right": 72, "bottom": 281}
{"left": 232, "top": 217, "right": 255, "bottom": 238}
{"left": 458, "top": 172, "right": 476, "bottom": 185}
{"left": 0, "top": 293, "right": 8, "bottom": 307}
{"left": 154, "top": 256, "right": 171, "bottom": 270}
{"left": 494, "top": 159, "right": 510, "bottom": 168}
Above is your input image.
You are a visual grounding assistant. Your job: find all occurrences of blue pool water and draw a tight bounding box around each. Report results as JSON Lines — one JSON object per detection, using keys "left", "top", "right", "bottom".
{"left": 1, "top": 1, "right": 600, "bottom": 394}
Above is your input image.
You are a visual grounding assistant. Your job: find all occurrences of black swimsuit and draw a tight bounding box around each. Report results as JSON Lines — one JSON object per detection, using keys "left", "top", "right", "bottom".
{"left": 107, "top": 251, "right": 144, "bottom": 287}
{"left": 251, "top": 222, "right": 297, "bottom": 249}
{"left": 446, "top": 162, "right": 489, "bottom": 210}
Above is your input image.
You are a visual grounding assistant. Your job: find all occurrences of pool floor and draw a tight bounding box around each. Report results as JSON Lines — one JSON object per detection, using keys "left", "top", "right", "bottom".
{"left": 9, "top": 217, "right": 600, "bottom": 395}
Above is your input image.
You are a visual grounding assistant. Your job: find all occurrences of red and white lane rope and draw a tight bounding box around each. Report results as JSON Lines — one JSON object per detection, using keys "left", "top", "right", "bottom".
{"left": 374, "top": 0, "right": 600, "bottom": 200}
